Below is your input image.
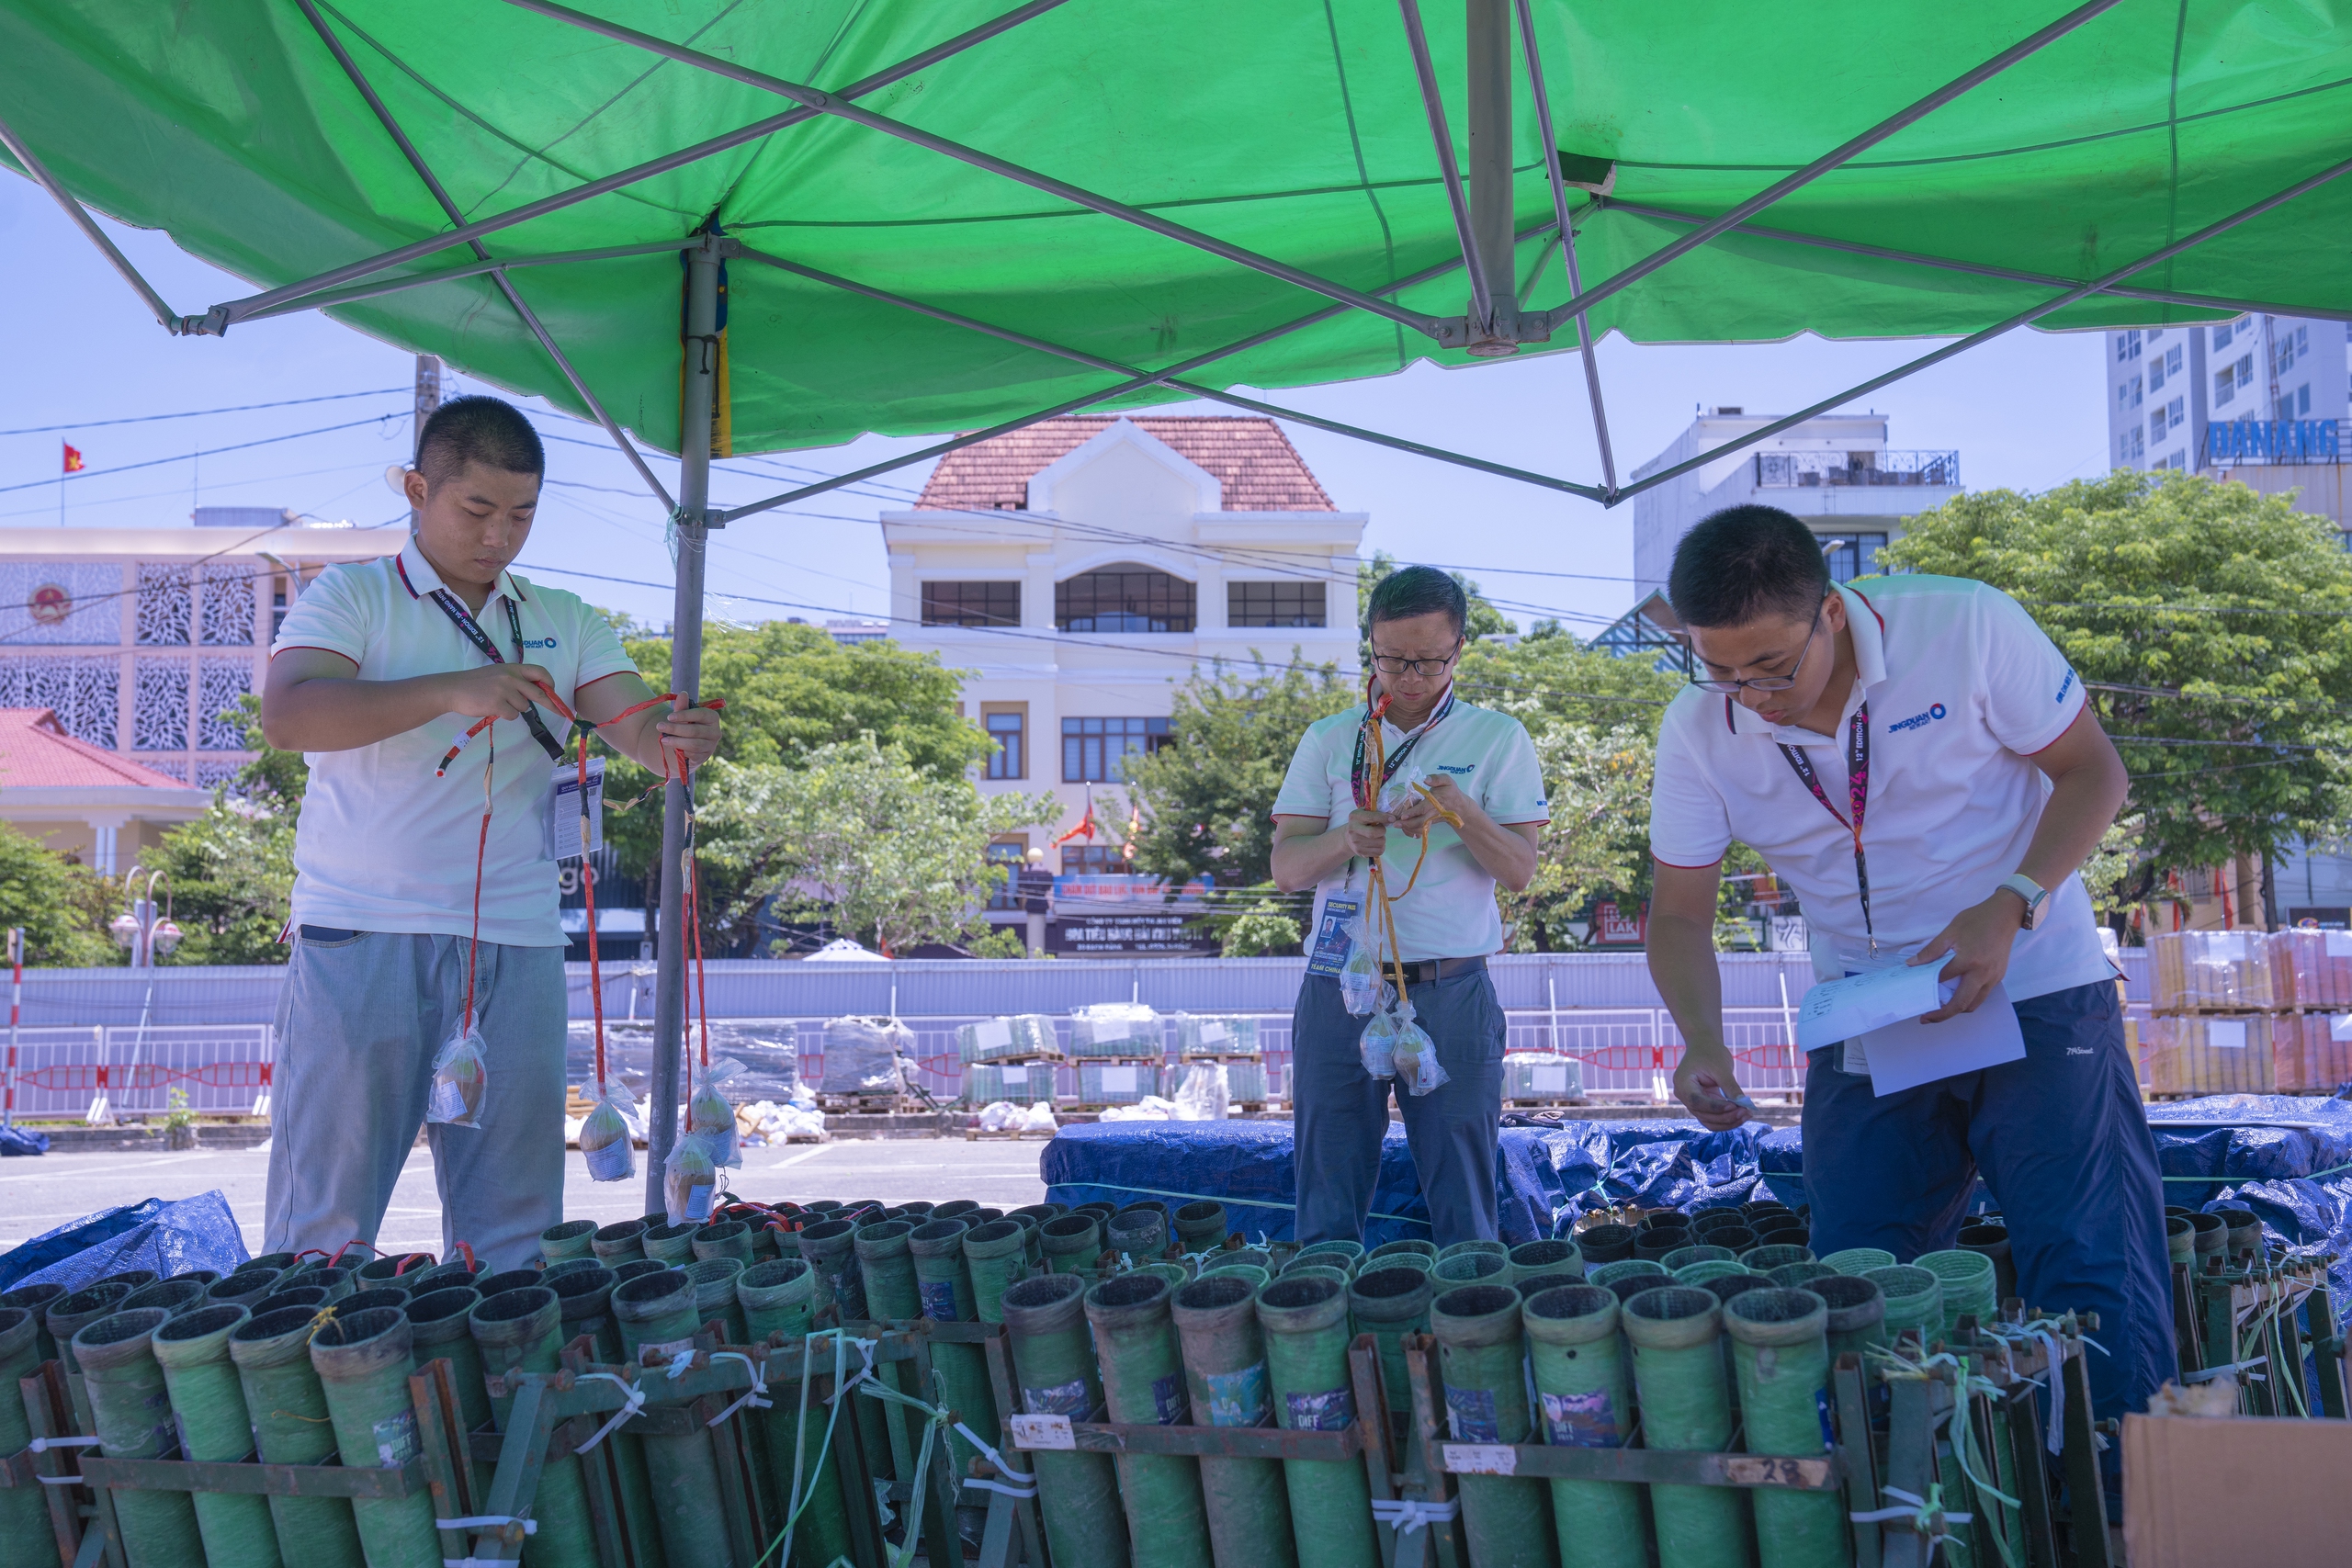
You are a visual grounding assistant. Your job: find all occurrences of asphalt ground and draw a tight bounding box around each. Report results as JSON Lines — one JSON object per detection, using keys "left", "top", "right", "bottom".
{"left": 0, "top": 1136, "right": 1052, "bottom": 1258}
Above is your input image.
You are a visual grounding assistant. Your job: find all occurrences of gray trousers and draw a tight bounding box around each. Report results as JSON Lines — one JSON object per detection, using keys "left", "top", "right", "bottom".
{"left": 265, "top": 929, "right": 568, "bottom": 1272}
{"left": 1291, "top": 966, "right": 1505, "bottom": 1249}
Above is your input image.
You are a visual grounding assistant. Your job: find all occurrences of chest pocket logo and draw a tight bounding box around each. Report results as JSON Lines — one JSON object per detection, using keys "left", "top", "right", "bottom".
{"left": 520, "top": 636, "right": 559, "bottom": 650}
{"left": 1436, "top": 762, "right": 1476, "bottom": 775}
{"left": 1885, "top": 703, "right": 1946, "bottom": 734}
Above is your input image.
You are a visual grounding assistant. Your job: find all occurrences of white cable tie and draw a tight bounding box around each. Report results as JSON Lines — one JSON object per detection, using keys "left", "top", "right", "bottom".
{"left": 961, "top": 1476, "right": 1040, "bottom": 1499}
{"left": 1371, "top": 1497, "right": 1461, "bottom": 1534}
{"left": 823, "top": 1336, "right": 880, "bottom": 1406}
{"left": 951, "top": 1420, "right": 1036, "bottom": 1488}
{"left": 28, "top": 1437, "right": 101, "bottom": 1452}
{"left": 572, "top": 1372, "right": 647, "bottom": 1453}
{"left": 2183, "top": 1356, "right": 2267, "bottom": 1385}
{"left": 435, "top": 1516, "right": 538, "bottom": 1535}
{"left": 707, "top": 1351, "right": 771, "bottom": 1426}
{"left": 2027, "top": 1328, "right": 2065, "bottom": 1454}
{"left": 36, "top": 1475, "right": 85, "bottom": 1485}
{"left": 664, "top": 1349, "right": 697, "bottom": 1382}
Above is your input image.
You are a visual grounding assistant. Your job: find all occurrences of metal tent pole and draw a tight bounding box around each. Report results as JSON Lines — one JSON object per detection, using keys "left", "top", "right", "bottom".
{"left": 1463, "top": 0, "right": 1519, "bottom": 352}
{"left": 647, "top": 231, "right": 721, "bottom": 1213}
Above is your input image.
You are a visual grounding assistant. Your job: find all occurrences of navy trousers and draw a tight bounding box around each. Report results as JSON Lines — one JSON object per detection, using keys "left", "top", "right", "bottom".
{"left": 1802, "top": 978, "right": 2177, "bottom": 1424}
{"left": 1291, "top": 966, "right": 1505, "bottom": 1249}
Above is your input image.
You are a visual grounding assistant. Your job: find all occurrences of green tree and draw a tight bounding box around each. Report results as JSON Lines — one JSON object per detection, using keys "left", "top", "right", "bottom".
{"left": 153, "top": 694, "right": 305, "bottom": 965}
{"left": 1124, "top": 653, "right": 1359, "bottom": 890}
{"left": 0, "top": 825, "right": 118, "bottom": 966}
{"left": 695, "top": 735, "right": 1057, "bottom": 955}
{"left": 1881, "top": 471, "right": 2352, "bottom": 887}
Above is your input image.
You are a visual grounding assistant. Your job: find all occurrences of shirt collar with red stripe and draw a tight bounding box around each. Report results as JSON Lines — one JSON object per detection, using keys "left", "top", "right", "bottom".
{"left": 391, "top": 535, "right": 529, "bottom": 609}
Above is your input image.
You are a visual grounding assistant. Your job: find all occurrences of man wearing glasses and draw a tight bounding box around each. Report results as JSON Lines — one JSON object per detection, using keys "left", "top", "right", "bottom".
{"left": 1646, "top": 504, "right": 2174, "bottom": 1438}
{"left": 1271, "top": 565, "right": 1549, "bottom": 1247}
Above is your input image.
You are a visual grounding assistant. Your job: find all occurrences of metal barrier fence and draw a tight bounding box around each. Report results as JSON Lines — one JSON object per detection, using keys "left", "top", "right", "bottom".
{"left": 0, "top": 1024, "right": 273, "bottom": 1119}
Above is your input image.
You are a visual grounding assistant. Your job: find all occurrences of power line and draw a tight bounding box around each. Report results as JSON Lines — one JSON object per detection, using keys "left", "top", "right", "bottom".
{"left": 0, "top": 412, "right": 406, "bottom": 497}
{"left": 0, "top": 387, "right": 410, "bottom": 437}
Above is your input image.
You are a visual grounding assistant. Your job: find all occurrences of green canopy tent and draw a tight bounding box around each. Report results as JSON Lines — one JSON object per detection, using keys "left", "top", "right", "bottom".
{"left": 5, "top": 0, "right": 2347, "bottom": 1210}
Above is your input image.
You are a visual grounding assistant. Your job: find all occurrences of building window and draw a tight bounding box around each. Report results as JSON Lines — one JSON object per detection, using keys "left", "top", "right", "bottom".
{"left": 1816, "top": 532, "right": 1888, "bottom": 585}
{"left": 2165, "top": 396, "right": 2184, "bottom": 432}
{"left": 985, "top": 708, "right": 1025, "bottom": 780}
{"left": 1056, "top": 565, "right": 1195, "bottom": 633}
{"left": 984, "top": 840, "right": 1027, "bottom": 911}
{"left": 2212, "top": 321, "right": 2234, "bottom": 350}
{"left": 1062, "top": 843, "right": 1129, "bottom": 874}
{"left": 2120, "top": 427, "right": 2144, "bottom": 463}
{"left": 1062, "top": 716, "right": 1171, "bottom": 782}
{"left": 921, "top": 581, "right": 1020, "bottom": 627}
{"left": 2214, "top": 367, "right": 2235, "bottom": 407}
{"left": 2298, "top": 383, "right": 2312, "bottom": 416}
{"left": 2115, "top": 330, "right": 2140, "bottom": 362}
{"left": 1227, "top": 581, "right": 1328, "bottom": 628}
{"left": 2149, "top": 355, "right": 2165, "bottom": 392}
{"left": 2165, "top": 344, "right": 2182, "bottom": 378}
{"left": 2149, "top": 412, "right": 2165, "bottom": 446}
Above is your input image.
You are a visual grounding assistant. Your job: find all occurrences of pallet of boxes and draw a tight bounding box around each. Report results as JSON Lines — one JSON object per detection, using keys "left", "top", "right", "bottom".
{"left": 2146, "top": 929, "right": 2352, "bottom": 1097}
{"left": 1066, "top": 1001, "right": 1170, "bottom": 1113}
{"left": 816, "top": 1014, "right": 924, "bottom": 1114}
{"left": 958, "top": 1014, "right": 1062, "bottom": 1139}
{"left": 1170, "top": 1012, "right": 1271, "bottom": 1116}
{"left": 1501, "top": 1046, "right": 1587, "bottom": 1110}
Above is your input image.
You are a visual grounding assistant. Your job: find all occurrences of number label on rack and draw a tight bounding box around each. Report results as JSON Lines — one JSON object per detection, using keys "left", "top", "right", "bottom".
{"left": 1443, "top": 1443, "right": 1517, "bottom": 1475}
{"left": 1009, "top": 1414, "right": 1075, "bottom": 1450}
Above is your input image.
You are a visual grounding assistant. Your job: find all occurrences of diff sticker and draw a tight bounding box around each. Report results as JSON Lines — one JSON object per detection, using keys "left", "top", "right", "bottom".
{"left": 1445, "top": 1385, "right": 1499, "bottom": 1443}
{"left": 1285, "top": 1386, "right": 1355, "bottom": 1432}
{"left": 373, "top": 1408, "right": 421, "bottom": 1470}
{"left": 1540, "top": 1389, "right": 1619, "bottom": 1449}
{"left": 919, "top": 1280, "right": 961, "bottom": 1322}
{"left": 1023, "top": 1379, "right": 1091, "bottom": 1418}
{"left": 1150, "top": 1372, "right": 1188, "bottom": 1426}
{"left": 1202, "top": 1364, "right": 1271, "bottom": 1427}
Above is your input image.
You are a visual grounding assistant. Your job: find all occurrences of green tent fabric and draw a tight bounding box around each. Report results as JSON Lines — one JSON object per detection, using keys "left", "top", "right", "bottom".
{"left": 1, "top": 0, "right": 2346, "bottom": 463}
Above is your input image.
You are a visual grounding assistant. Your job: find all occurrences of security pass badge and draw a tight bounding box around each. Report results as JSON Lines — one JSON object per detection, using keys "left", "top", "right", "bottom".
{"left": 1305, "top": 891, "right": 1364, "bottom": 978}
{"left": 541, "top": 756, "right": 605, "bottom": 863}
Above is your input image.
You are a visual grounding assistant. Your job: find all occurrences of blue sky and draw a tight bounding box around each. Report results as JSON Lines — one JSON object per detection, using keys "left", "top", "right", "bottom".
{"left": 0, "top": 173, "right": 2110, "bottom": 637}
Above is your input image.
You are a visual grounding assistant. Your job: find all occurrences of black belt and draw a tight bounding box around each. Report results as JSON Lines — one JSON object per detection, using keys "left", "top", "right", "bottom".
{"left": 1394, "top": 955, "right": 1486, "bottom": 987}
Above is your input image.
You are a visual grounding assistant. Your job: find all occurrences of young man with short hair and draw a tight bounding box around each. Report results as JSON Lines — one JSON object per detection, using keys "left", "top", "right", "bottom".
{"left": 1646, "top": 503, "right": 2173, "bottom": 1428}
{"left": 1272, "top": 565, "right": 1548, "bottom": 1247}
{"left": 261, "top": 395, "right": 720, "bottom": 1269}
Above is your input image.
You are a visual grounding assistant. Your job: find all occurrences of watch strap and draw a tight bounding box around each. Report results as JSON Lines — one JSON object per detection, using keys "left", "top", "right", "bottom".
{"left": 1998, "top": 873, "right": 2048, "bottom": 929}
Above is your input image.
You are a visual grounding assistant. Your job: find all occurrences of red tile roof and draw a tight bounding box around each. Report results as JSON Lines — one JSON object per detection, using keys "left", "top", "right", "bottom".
{"left": 0, "top": 710, "right": 198, "bottom": 789}
{"left": 914, "top": 416, "right": 1335, "bottom": 513}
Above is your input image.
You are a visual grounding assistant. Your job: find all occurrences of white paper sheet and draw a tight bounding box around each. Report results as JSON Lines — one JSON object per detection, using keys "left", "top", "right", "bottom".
{"left": 1850, "top": 983, "right": 2027, "bottom": 1095}
{"left": 2207, "top": 1018, "right": 2248, "bottom": 1050}
{"left": 973, "top": 1019, "right": 1012, "bottom": 1050}
{"left": 2330, "top": 1015, "right": 2352, "bottom": 1043}
{"left": 1795, "top": 964, "right": 1958, "bottom": 1052}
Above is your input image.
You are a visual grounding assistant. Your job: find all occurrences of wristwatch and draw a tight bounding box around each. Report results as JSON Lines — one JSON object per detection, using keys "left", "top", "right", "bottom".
{"left": 1996, "top": 873, "right": 2049, "bottom": 931}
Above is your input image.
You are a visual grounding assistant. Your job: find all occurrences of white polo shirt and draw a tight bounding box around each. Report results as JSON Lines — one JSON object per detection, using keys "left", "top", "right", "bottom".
{"left": 272, "top": 537, "right": 638, "bottom": 947}
{"left": 1649, "top": 575, "right": 2114, "bottom": 1001}
{"left": 1273, "top": 694, "right": 1548, "bottom": 961}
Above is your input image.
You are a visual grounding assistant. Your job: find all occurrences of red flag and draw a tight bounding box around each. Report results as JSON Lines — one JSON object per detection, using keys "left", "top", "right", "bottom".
{"left": 61, "top": 443, "right": 84, "bottom": 474}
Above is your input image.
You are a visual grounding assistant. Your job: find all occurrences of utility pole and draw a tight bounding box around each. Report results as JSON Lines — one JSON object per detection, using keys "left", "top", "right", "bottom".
{"left": 645, "top": 232, "right": 719, "bottom": 1213}
{"left": 411, "top": 354, "right": 442, "bottom": 525}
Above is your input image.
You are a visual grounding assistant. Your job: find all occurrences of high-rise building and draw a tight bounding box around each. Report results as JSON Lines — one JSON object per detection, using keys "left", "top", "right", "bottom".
{"left": 2102, "top": 314, "right": 2349, "bottom": 530}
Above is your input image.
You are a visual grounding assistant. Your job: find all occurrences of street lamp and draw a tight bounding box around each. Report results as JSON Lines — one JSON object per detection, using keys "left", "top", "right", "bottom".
{"left": 112, "top": 866, "right": 173, "bottom": 967}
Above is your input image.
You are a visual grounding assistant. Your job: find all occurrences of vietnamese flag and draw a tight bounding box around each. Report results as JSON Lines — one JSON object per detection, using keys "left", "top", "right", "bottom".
{"left": 61, "top": 443, "right": 84, "bottom": 474}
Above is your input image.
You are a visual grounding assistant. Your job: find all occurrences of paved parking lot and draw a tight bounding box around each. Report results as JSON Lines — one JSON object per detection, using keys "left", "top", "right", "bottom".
{"left": 0, "top": 1136, "right": 1052, "bottom": 1258}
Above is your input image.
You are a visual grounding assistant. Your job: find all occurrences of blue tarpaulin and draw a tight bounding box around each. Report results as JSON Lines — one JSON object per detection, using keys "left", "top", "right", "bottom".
{"left": 1045, "top": 1097, "right": 2352, "bottom": 1317}
{"left": 0, "top": 1191, "right": 248, "bottom": 1294}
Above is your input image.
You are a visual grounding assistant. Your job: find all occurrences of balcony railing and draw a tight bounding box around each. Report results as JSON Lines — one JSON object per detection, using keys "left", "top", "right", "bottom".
{"left": 1755, "top": 450, "right": 1959, "bottom": 488}
{"left": 2206, "top": 419, "right": 2342, "bottom": 465}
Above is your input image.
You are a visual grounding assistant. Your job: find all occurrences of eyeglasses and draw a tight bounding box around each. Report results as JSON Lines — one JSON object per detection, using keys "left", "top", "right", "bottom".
{"left": 1689, "top": 604, "right": 1824, "bottom": 694}
{"left": 1370, "top": 646, "right": 1461, "bottom": 678}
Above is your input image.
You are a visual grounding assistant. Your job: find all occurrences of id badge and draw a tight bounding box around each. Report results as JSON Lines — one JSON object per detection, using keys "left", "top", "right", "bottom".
{"left": 1306, "top": 891, "right": 1364, "bottom": 977}
{"left": 541, "top": 757, "right": 605, "bottom": 863}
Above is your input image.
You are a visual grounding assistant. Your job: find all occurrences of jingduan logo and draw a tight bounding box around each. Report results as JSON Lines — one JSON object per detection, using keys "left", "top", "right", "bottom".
{"left": 1886, "top": 703, "right": 1947, "bottom": 735}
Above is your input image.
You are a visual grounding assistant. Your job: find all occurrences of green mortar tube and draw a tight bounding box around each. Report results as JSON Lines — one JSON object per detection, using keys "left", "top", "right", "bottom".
{"left": 1347, "top": 1266, "right": 1432, "bottom": 1439}
{"left": 540, "top": 1257, "right": 598, "bottom": 1283}
{"left": 2, "top": 1283, "right": 66, "bottom": 1363}
{"left": 1623, "top": 1288, "right": 1752, "bottom": 1568}
{"left": 551, "top": 1266, "right": 623, "bottom": 1362}
{"left": 1431, "top": 1285, "right": 1557, "bottom": 1568}
{"left": 1725, "top": 1291, "right": 1846, "bottom": 1568}
{"left": 404, "top": 1288, "right": 492, "bottom": 1437}
{"left": 2164, "top": 1216, "right": 2195, "bottom": 1268}
{"left": 851, "top": 1220, "right": 926, "bottom": 1475}
{"left": 1768, "top": 1264, "right": 1838, "bottom": 1292}
{"left": 1107, "top": 1208, "right": 1171, "bottom": 1262}
{"left": 1370, "top": 1239, "right": 1438, "bottom": 1266}
{"left": 1171, "top": 1274, "right": 1297, "bottom": 1568}
{"left": 46, "top": 1280, "right": 132, "bottom": 1431}
{"left": 910, "top": 1221, "right": 1000, "bottom": 1454}
{"left": 1086, "top": 1274, "right": 1215, "bottom": 1567}
{"left": 1431, "top": 1253, "right": 1507, "bottom": 1286}
{"left": 2186, "top": 1211, "right": 2225, "bottom": 1267}
{"left": 119, "top": 1279, "right": 208, "bottom": 1319}
{"left": 539, "top": 1219, "right": 599, "bottom": 1262}
{"left": 1003, "top": 1274, "right": 1131, "bottom": 1568}
{"left": 1864, "top": 1267, "right": 1943, "bottom": 1346}
{"left": 962, "top": 1222, "right": 1034, "bottom": 1325}
{"left": 1367, "top": 1253, "right": 1434, "bottom": 1277}
{"left": 592, "top": 1218, "right": 650, "bottom": 1266}
{"left": 150, "top": 1297, "right": 278, "bottom": 1568}
{"left": 796, "top": 1219, "right": 866, "bottom": 1321}
{"left": 1675, "top": 1260, "right": 1756, "bottom": 1287}
{"left": 1137, "top": 1260, "right": 1200, "bottom": 1297}
{"left": 0, "top": 1309, "right": 51, "bottom": 1558}
{"left": 1810, "top": 1276, "right": 1885, "bottom": 1361}
{"left": 742, "top": 1264, "right": 854, "bottom": 1568}
{"left": 203, "top": 1270, "right": 279, "bottom": 1314}
{"left": 643, "top": 1223, "right": 699, "bottom": 1267}
{"left": 339, "top": 1288, "right": 413, "bottom": 1319}
{"left": 1589, "top": 1259, "right": 1667, "bottom": 1290}
{"left": 1257, "top": 1275, "right": 1378, "bottom": 1568}
{"left": 304, "top": 1266, "right": 358, "bottom": 1302}
{"left": 685, "top": 1258, "right": 750, "bottom": 1345}
{"left": 1039, "top": 1213, "right": 1104, "bottom": 1277}
{"left": 609, "top": 1271, "right": 735, "bottom": 1567}
{"left": 1439, "top": 1238, "right": 1508, "bottom": 1262}
{"left": 1818, "top": 1248, "right": 1894, "bottom": 1277}
{"left": 405, "top": 1262, "right": 481, "bottom": 1296}
{"left": 307, "top": 1308, "right": 441, "bottom": 1568}
{"left": 75, "top": 1309, "right": 204, "bottom": 1568}
{"left": 475, "top": 1270, "right": 544, "bottom": 1304}
{"left": 1509, "top": 1240, "right": 1583, "bottom": 1284}
{"left": 354, "top": 1254, "right": 434, "bottom": 1294}
{"left": 1174, "top": 1201, "right": 1229, "bottom": 1253}
{"left": 692, "top": 1220, "right": 754, "bottom": 1265}
{"left": 1296, "top": 1239, "right": 1365, "bottom": 1271}
{"left": 1741, "top": 1246, "right": 1815, "bottom": 1274}
{"left": 232, "top": 1307, "right": 368, "bottom": 1568}
{"left": 469, "top": 1289, "right": 600, "bottom": 1568}
{"left": 1957, "top": 1224, "right": 2018, "bottom": 1306}
{"left": 737, "top": 1258, "right": 815, "bottom": 1338}
{"left": 1913, "top": 1251, "right": 1996, "bottom": 1336}
{"left": 1661, "top": 1246, "right": 1736, "bottom": 1273}
{"left": 1576, "top": 1225, "right": 1638, "bottom": 1265}
{"left": 1202, "top": 1263, "right": 1271, "bottom": 1291}
{"left": 1523, "top": 1285, "right": 1650, "bottom": 1568}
